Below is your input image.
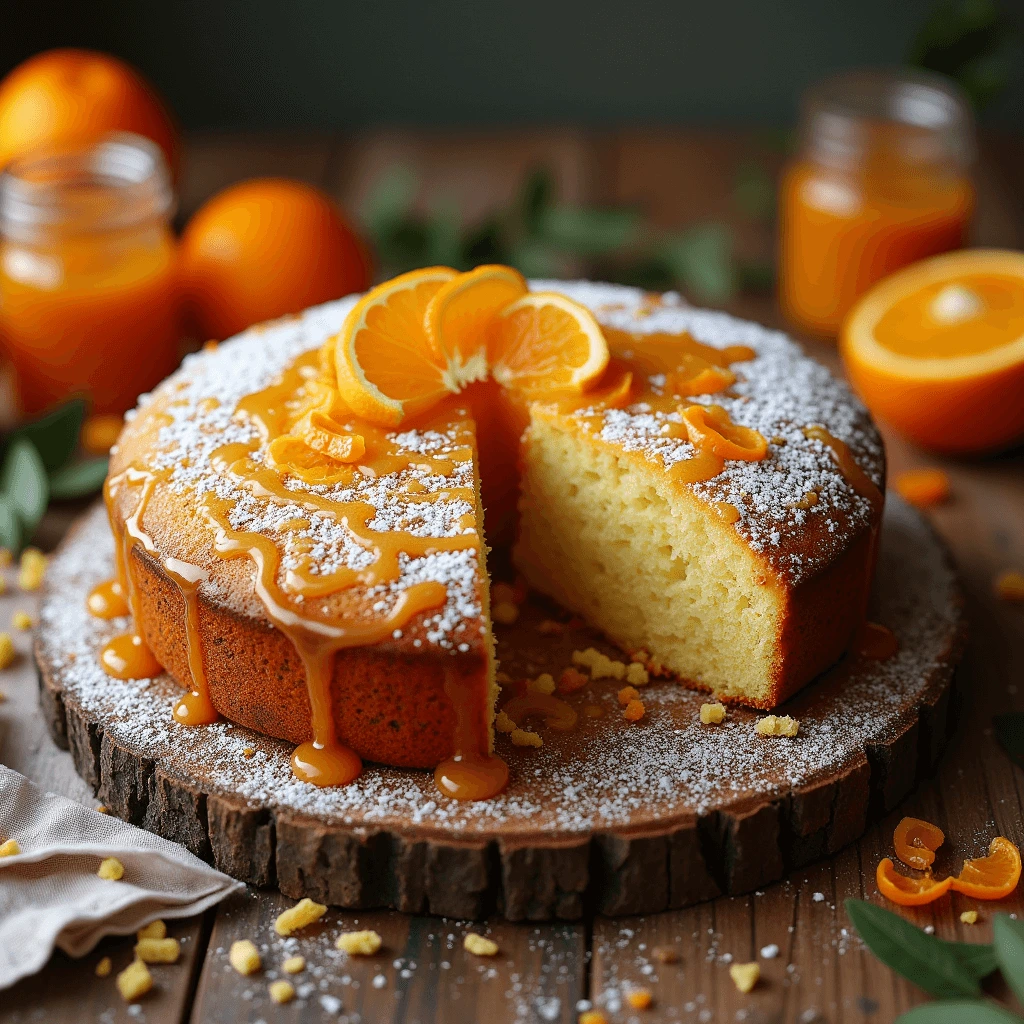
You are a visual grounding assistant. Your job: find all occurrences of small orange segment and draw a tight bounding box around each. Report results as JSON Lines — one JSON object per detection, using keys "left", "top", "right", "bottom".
{"left": 876, "top": 857, "right": 953, "bottom": 906}
{"left": 893, "top": 816, "right": 945, "bottom": 871}
{"left": 841, "top": 249, "right": 1024, "bottom": 454}
{"left": 489, "top": 292, "right": 609, "bottom": 394}
{"left": 950, "top": 837, "right": 1022, "bottom": 900}
{"left": 893, "top": 468, "right": 951, "bottom": 508}
{"left": 425, "top": 264, "right": 527, "bottom": 380}
{"left": 334, "top": 267, "right": 459, "bottom": 425}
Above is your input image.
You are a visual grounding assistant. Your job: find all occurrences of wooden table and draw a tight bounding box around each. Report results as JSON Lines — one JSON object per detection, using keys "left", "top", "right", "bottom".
{"left": 2, "top": 131, "right": 1023, "bottom": 1023}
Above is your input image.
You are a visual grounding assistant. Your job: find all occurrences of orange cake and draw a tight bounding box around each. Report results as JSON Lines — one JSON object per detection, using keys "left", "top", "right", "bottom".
{"left": 95, "top": 269, "right": 886, "bottom": 802}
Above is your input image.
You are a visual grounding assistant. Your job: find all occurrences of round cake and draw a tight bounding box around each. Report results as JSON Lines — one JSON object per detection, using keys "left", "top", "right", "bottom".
{"left": 97, "top": 273, "right": 887, "bottom": 801}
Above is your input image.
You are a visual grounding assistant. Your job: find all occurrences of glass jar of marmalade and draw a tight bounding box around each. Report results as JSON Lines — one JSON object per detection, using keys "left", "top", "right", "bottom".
{"left": 779, "top": 69, "right": 975, "bottom": 339}
{"left": 0, "top": 132, "right": 181, "bottom": 416}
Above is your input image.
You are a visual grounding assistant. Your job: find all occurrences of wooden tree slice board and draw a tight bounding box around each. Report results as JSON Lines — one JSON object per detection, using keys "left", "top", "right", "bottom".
{"left": 35, "top": 497, "right": 965, "bottom": 921}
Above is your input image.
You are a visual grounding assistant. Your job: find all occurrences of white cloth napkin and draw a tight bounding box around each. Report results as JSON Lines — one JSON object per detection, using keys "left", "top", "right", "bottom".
{"left": 0, "top": 764, "right": 243, "bottom": 989}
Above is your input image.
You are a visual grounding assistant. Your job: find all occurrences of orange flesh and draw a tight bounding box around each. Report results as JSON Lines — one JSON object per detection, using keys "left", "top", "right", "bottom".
{"left": 89, "top": 281, "right": 886, "bottom": 799}
{"left": 874, "top": 274, "right": 1024, "bottom": 359}
{"left": 893, "top": 816, "right": 945, "bottom": 871}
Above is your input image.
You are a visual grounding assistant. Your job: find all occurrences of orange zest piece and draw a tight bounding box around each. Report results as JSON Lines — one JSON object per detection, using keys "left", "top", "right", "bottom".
{"left": 424, "top": 264, "right": 527, "bottom": 380}
{"left": 876, "top": 857, "right": 953, "bottom": 906}
{"left": 893, "top": 816, "right": 945, "bottom": 871}
{"left": 995, "top": 570, "right": 1024, "bottom": 602}
{"left": 489, "top": 291, "right": 609, "bottom": 394}
{"left": 950, "top": 837, "right": 1022, "bottom": 900}
{"left": 894, "top": 468, "right": 951, "bottom": 508}
{"left": 681, "top": 404, "right": 768, "bottom": 461}
{"left": 334, "top": 266, "right": 459, "bottom": 425}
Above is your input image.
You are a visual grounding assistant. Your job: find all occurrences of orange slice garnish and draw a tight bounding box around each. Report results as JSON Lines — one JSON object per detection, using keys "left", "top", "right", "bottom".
{"left": 841, "top": 249, "right": 1024, "bottom": 454}
{"left": 489, "top": 292, "right": 609, "bottom": 394}
{"left": 876, "top": 857, "right": 953, "bottom": 906}
{"left": 425, "top": 264, "right": 527, "bottom": 382}
{"left": 893, "top": 816, "right": 945, "bottom": 871}
{"left": 950, "top": 837, "right": 1022, "bottom": 900}
{"left": 334, "top": 266, "right": 459, "bottom": 425}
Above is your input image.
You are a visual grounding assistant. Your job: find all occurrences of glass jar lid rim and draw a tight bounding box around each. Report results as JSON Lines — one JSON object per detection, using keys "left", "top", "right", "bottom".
{"left": 0, "top": 132, "right": 174, "bottom": 235}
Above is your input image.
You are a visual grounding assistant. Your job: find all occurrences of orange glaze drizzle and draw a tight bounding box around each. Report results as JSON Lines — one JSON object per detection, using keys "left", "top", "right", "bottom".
{"left": 435, "top": 668, "right": 509, "bottom": 801}
{"left": 99, "top": 471, "right": 163, "bottom": 680}
{"left": 87, "top": 578, "right": 129, "bottom": 618}
{"left": 194, "top": 351, "right": 504, "bottom": 794}
{"left": 803, "top": 425, "right": 895, "bottom": 661}
{"left": 165, "top": 557, "right": 220, "bottom": 726}
{"left": 94, "top": 466, "right": 222, "bottom": 724}
{"left": 202, "top": 494, "right": 454, "bottom": 787}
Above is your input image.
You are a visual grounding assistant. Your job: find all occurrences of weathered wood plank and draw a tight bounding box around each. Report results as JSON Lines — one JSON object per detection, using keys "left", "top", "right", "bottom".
{"left": 191, "top": 889, "right": 586, "bottom": 1023}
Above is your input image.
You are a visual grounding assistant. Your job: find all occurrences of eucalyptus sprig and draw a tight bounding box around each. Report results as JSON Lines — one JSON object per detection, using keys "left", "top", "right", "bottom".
{"left": 0, "top": 398, "right": 108, "bottom": 551}
{"left": 845, "top": 898, "right": 1024, "bottom": 1022}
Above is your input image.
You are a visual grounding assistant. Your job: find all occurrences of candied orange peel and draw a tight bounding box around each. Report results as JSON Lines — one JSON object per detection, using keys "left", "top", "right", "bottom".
{"left": 894, "top": 816, "right": 945, "bottom": 871}
{"left": 894, "top": 468, "right": 950, "bottom": 508}
{"left": 877, "top": 817, "right": 1021, "bottom": 907}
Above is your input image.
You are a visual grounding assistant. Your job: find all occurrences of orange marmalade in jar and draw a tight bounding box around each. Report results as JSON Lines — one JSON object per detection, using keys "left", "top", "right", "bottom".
{"left": 779, "top": 70, "right": 975, "bottom": 339}
{"left": 0, "top": 133, "right": 180, "bottom": 416}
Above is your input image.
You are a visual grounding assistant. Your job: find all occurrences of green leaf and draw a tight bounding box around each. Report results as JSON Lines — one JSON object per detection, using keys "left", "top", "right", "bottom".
{"left": 362, "top": 164, "right": 418, "bottom": 236}
{"left": 506, "top": 239, "right": 564, "bottom": 280}
{"left": 2, "top": 438, "right": 48, "bottom": 533}
{"left": 845, "top": 899, "right": 996, "bottom": 999}
{"left": 994, "top": 914, "right": 1024, "bottom": 1005}
{"left": 734, "top": 160, "right": 776, "bottom": 221}
{"left": 661, "top": 224, "right": 738, "bottom": 304}
{"left": 537, "top": 206, "right": 641, "bottom": 256}
{"left": 11, "top": 398, "right": 86, "bottom": 472}
{"left": 993, "top": 713, "right": 1024, "bottom": 771}
{"left": 897, "top": 1001, "right": 1024, "bottom": 1024}
{"left": 519, "top": 168, "right": 555, "bottom": 234}
{"left": 48, "top": 457, "right": 109, "bottom": 500}
{"left": 0, "top": 493, "right": 21, "bottom": 551}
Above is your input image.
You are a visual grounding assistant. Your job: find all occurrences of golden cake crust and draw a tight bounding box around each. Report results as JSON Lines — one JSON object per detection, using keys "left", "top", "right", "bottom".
{"left": 108, "top": 282, "right": 886, "bottom": 769}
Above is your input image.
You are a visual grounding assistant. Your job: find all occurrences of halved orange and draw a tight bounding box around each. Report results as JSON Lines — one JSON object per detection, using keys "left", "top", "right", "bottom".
{"left": 894, "top": 816, "right": 945, "bottom": 871}
{"left": 950, "top": 837, "right": 1022, "bottom": 900}
{"left": 425, "top": 264, "right": 527, "bottom": 381}
{"left": 489, "top": 292, "right": 609, "bottom": 393}
{"left": 876, "top": 857, "right": 953, "bottom": 906}
{"left": 841, "top": 249, "right": 1024, "bottom": 453}
{"left": 334, "top": 266, "right": 459, "bottom": 425}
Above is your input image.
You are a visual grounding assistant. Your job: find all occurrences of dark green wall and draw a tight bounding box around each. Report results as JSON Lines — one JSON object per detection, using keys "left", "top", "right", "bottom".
{"left": 4, "top": 0, "right": 1021, "bottom": 128}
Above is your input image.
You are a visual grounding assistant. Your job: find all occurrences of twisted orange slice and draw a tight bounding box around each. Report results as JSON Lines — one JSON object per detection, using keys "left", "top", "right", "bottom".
{"left": 894, "top": 816, "right": 945, "bottom": 871}
{"left": 334, "top": 266, "right": 459, "bottom": 425}
{"left": 425, "top": 264, "right": 527, "bottom": 381}
{"left": 334, "top": 269, "right": 611, "bottom": 426}
{"left": 489, "top": 292, "right": 609, "bottom": 393}
{"left": 876, "top": 858, "right": 953, "bottom": 906}
{"left": 950, "top": 837, "right": 1021, "bottom": 900}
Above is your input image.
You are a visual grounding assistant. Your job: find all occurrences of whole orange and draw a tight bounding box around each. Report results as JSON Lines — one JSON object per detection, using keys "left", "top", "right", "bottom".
{"left": 0, "top": 48, "right": 178, "bottom": 174}
{"left": 180, "top": 178, "right": 373, "bottom": 340}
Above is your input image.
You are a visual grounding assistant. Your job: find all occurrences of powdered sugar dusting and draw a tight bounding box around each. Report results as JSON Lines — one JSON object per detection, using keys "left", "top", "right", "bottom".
{"left": 41, "top": 498, "right": 960, "bottom": 834}
{"left": 535, "top": 281, "right": 885, "bottom": 584}
{"left": 117, "top": 299, "right": 483, "bottom": 646}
